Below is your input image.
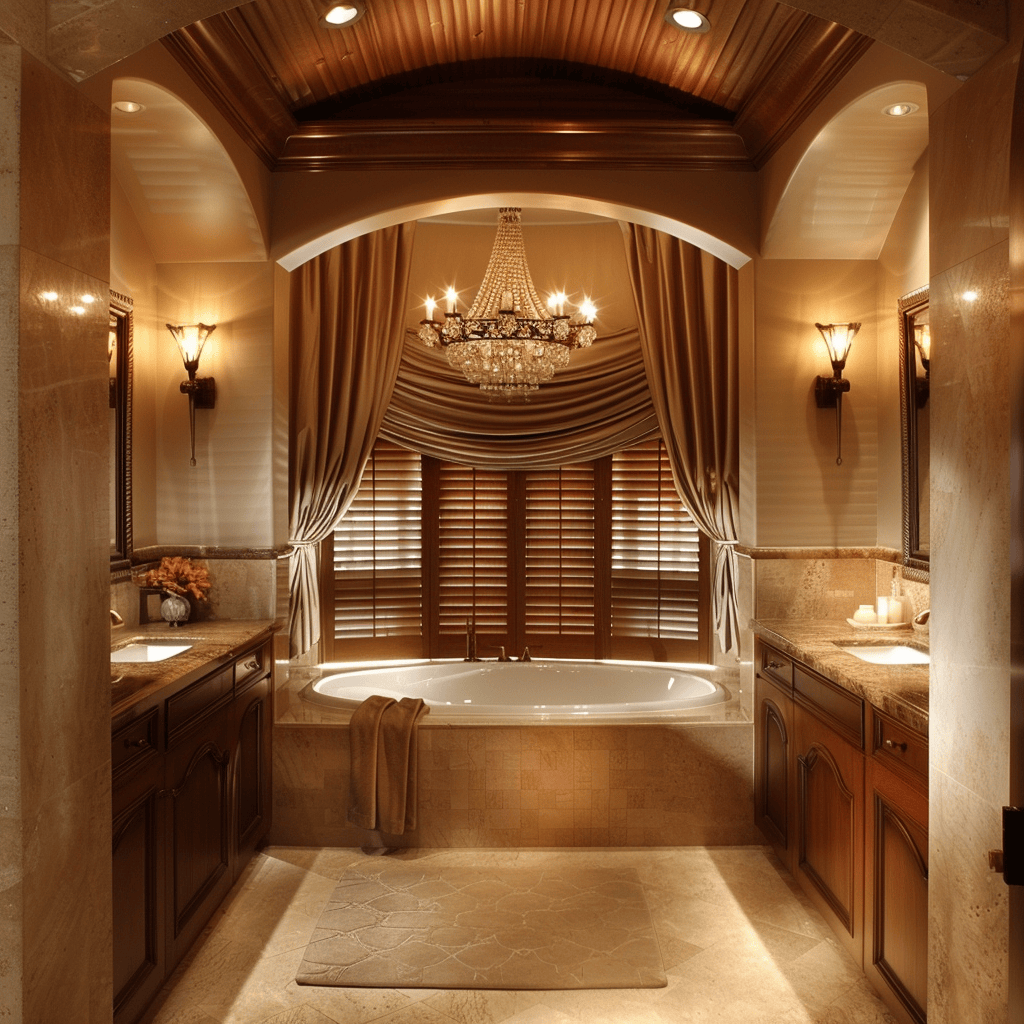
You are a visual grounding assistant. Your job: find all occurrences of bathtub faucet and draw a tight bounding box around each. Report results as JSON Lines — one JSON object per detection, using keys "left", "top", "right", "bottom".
{"left": 519, "top": 646, "right": 531, "bottom": 662}
{"left": 464, "top": 618, "right": 480, "bottom": 662}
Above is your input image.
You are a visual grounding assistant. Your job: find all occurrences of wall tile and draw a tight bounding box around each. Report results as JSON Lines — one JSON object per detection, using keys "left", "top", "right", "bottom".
{"left": 753, "top": 557, "right": 875, "bottom": 619}
{"left": 271, "top": 719, "right": 758, "bottom": 849}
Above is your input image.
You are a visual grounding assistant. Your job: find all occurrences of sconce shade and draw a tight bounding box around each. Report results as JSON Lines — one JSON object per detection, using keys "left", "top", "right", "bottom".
{"left": 166, "top": 323, "right": 216, "bottom": 376}
{"left": 815, "top": 322, "right": 860, "bottom": 375}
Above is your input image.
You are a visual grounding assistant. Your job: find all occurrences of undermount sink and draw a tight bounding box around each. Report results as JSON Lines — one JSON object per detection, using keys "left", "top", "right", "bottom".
{"left": 111, "top": 640, "right": 194, "bottom": 663}
{"left": 836, "top": 643, "right": 930, "bottom": 666}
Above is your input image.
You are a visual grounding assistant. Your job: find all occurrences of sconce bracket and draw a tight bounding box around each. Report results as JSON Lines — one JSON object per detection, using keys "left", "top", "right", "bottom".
{"left": 180, "top": 377, "right": 216, "bottom": 409}
{"left": 814, "top": 375, "right": 850, "bottom": 409}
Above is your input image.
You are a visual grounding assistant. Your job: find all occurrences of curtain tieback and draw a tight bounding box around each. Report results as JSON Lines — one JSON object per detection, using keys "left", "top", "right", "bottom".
{"left": 288, "top": 539, "right": 321, "bottom": 550}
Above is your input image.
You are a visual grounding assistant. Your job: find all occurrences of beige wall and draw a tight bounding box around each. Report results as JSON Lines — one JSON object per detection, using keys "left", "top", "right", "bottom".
{"left": 750, "top": 258, "right": 879, "bottom": 547}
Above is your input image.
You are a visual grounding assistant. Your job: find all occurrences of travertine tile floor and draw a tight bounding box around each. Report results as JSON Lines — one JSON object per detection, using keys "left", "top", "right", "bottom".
{"left": 146, "top": 846, "right": 897, "bottom": 1024}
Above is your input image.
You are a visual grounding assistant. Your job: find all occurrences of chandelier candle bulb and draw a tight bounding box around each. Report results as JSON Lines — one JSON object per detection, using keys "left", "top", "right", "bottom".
{"left": 445, "top": 288, "right": 457, "bottom": 314}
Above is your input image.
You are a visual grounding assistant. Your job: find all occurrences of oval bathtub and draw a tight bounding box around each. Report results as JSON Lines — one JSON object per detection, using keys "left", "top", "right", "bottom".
{"left": 303, "top": 659, "right": 728, "bottom": 721}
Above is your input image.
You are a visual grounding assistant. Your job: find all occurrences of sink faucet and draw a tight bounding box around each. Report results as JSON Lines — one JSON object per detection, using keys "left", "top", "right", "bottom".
{"left": 110, "top": 609, "right": 124, "bottom": 628}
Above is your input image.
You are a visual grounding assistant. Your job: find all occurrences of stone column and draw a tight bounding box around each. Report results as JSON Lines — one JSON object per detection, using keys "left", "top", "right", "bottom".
{"left": 0, "top": 35, "right": 114, "bottom": 1024}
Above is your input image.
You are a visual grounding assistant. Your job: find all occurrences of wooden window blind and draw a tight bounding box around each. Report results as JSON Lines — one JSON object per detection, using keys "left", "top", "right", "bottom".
{"left": 524, "top": 463, "right": 596, "bottom": 641}
{"left": 323, "top": 436, "right": 709, "bottom": 663}
{"left": 325, "top": 439, "right": 422, "bottom": 658}
{"left": 435, "top": 461, "right": 509, "bottom": 643}
{"left": 610, "top": 438, "right": 702, "bottom": 644}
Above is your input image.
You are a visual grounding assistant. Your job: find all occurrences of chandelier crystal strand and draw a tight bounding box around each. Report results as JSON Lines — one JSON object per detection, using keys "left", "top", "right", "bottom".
{"left": 418, "top": 207, "right": 597, "bottom": 394}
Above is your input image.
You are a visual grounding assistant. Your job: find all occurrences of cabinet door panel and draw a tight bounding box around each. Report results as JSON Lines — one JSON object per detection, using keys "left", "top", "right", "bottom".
{"left": 235, "top": 680, "right": 272, "bottom": 865}
{"left": 795, "top": 703, "right": 864, "bottom": 964}
{"left": 867, "top": 759, "right": 928, "bottom": 1024}
{"left": 167, "top": 737, "right": 232, "bottom": 965}
{"left": 754, "top": 675, "right": 793, "bottom": 867}
{"left": 112, "top": 779, "right": 165, "bottom": 1024}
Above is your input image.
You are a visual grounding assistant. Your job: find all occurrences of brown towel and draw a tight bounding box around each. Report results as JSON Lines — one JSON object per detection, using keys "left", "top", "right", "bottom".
{"left": 347, "top": 694, "right": 395, "bottom": 831}
{"left": 377, "top": 697, "right": 430, "bottom": 834}
{"left": 347, "top": 695, "right": 429, "bottom": 834}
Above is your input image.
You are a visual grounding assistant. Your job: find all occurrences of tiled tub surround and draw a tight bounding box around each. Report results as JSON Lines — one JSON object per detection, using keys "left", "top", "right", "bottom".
{"left": 272, "top": 664, "right": 759, "bottom": 849}
{"left": 751, "top": 618, "right": 928, "bottom": 732}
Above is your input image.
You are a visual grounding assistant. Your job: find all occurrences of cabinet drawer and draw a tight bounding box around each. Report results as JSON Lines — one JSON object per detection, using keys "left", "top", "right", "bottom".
{"left": 794, "top": 665, "right": 864, "bottom": 749}
{"left": 112, "top": 708, "right": 160, "bottom": 780}
{"left": 234, "top": 641, "right": 270, "bottom": 693}
{"left": 758, "top": 643, "right": 793, "bottom": 689}
{"left": 872, "top": 710, "right": 928, "bottom": 788}
{"left": 166, "top": 667, "right": 233, "bottom": 746}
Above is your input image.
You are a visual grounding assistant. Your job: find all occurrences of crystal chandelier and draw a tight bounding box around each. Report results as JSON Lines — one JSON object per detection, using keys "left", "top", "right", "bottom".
{"left": 418, "top": 208, "right": 598, "bottom": 394}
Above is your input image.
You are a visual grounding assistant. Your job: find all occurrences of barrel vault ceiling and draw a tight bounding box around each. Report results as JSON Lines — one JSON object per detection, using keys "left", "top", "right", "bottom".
{"left": 158, "top": 0, "right": 912, "bottom": 172}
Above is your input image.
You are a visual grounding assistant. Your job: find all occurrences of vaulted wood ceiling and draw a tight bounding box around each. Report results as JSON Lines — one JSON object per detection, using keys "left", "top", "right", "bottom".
{"left": 163, "top": 0, "right": 875, "bottom": 171}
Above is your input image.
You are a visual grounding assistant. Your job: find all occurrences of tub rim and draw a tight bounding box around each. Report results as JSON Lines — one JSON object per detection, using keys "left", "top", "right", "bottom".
{"left": 298, "top": 656, "right": 738, "bottom": 725}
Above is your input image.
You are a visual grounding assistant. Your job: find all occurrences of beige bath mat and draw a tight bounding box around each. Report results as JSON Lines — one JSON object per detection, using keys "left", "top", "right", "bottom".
{"left": 295, "top": 864, "right": 666, "bottom": 990}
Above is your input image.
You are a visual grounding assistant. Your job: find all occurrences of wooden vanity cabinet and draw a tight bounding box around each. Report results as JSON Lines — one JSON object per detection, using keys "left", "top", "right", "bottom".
{"left": 112, "top": 636, "right": 274, "bottom": 1024}
{"left": 754, "top": 637, "right": 928, "bottom": 1023}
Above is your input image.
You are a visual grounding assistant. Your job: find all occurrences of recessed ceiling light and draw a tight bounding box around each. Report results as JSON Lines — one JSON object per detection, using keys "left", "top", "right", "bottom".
{"left": 883, "top": 102, "right": 920, "bottom": 117}
{"left": 665, "top": 6, "right": 710, "bottom": 32}
{"left": 322, "top": 2, "right": 365, "bottom": 26}
{"left": 112, "top": 100, "right": 145, "bottom": 114}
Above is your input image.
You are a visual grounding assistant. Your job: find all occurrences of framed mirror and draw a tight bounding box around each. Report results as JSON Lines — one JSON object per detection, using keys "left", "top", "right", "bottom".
{"left": 110, "top": 291, "right": 133, "bottom": 575}
{"left": 899, "top": 285, "right": 929, "bottom": 578}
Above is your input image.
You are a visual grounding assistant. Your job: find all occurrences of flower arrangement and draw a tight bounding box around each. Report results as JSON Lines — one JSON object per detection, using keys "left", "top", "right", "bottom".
{"left": 134, "top": 556, "right": 212, "bottom": 603}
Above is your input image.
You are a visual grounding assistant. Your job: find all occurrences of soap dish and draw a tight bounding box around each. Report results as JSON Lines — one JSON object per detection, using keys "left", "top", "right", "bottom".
{"left": 845, "top": 618, "right": 911, "bottom": 630}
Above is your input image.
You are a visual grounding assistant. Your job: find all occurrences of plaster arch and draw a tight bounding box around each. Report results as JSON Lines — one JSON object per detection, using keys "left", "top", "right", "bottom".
{"left": 762, "top": 79, "right": 931, "bottom": 260}
{"left": 111, "top": 77, "right": 267, "bottom": 263}
{"left": 273, "top": 175, "right": 757, "bottom": 271}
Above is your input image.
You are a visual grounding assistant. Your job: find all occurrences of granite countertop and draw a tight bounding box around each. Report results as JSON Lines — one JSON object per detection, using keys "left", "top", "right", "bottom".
{"left": 751, "top": 618, "right": 929, "bottom": 735}
{"left": 110, "top": 619, "right": 279, "bottom": 719}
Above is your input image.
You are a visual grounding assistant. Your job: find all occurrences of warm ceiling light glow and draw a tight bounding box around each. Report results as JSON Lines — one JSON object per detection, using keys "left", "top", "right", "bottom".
{"left": 322, "top": 2, "right": 364, "bottom": 26}
{"left": 70, "top": 305, "right": 86, "bottom": 316}
{"left": 665, "top": 6, "right": 711, "bottom": 32}
{"left": 883, "top": 102, "right": 920, "bottom": 117}
{"left": 963, "top": 290, "right": 979, "bottom": 302}
{"left": 112, "top": 100, "right": 145, "bottom": 113}
{"left": 40, "top": 290, "right": 58, "bottom": 301}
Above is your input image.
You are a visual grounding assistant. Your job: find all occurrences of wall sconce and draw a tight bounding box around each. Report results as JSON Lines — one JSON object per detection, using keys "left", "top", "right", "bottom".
{"left": 166, "top": 323, "right": 217, "bottom": 466}
{"left": 814, "top": 321, "right": 860, "bottom": 465}
{"left": 914, "top": 323, "right": 930, "bottom": 406}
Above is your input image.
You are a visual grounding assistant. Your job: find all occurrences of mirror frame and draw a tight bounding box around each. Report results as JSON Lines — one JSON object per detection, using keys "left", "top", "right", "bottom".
{"left": 110, "top": 290, "right": 133, "bottom": 576}
{"left": 899, "top": 284, "right": 929, "bottom": 580}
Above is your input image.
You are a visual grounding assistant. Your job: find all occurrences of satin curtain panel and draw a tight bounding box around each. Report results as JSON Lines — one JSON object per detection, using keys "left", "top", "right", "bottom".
{"left": 288, "top": 224, "right": 416, "bottom": 657}
{"left": 621, "top": 223, "right": 741, "bottom": 655}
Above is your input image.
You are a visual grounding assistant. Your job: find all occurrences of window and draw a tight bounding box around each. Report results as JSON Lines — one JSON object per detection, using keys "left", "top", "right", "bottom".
{"left": 322, "top": 439, "right": 422, "bottom": 659}
{"left": 323, "top": 438, "right": 709, "bottom": 662}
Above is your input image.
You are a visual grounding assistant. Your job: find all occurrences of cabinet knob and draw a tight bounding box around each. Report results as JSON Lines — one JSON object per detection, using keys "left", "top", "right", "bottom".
{"left": 124, "top": 738, "right": 150, "bottom": 749}
{"left": 767, "top": 661, "right": 783, "bottom": 670}
{"left": 884, "top": 738, "right": 908, "bottom": 753}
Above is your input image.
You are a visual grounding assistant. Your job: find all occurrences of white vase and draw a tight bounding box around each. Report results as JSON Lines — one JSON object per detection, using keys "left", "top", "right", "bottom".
{"left": 160, "top": 592, "right": 190, "bottom": 627}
